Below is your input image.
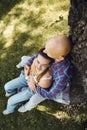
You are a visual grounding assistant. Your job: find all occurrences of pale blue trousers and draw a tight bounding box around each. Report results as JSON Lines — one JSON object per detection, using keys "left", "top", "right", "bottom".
{"left": 4, "top": 72, "right": 45, "bottom": 112}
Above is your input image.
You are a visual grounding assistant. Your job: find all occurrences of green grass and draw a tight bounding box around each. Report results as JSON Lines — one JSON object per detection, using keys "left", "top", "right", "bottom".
{"left": 0, "top": 0, "right": 87, "bottom": 130}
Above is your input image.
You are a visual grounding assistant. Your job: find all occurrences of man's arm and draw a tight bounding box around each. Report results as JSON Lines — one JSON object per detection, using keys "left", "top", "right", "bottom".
{"left": 24, "top": 54, "right": 37, "bottom": 78}
{"left": 36, "top": 60, "right": 73, "bottom": 99}
{"left": 26, "top": 54, "right": 37, "bottom": 66}
{"left": 36, "top": 74, "right": 68, "bottom": 99}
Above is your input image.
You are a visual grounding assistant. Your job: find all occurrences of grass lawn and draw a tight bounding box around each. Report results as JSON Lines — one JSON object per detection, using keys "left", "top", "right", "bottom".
{"left": 0, "top": 0, "right": 87, "bottom": 130}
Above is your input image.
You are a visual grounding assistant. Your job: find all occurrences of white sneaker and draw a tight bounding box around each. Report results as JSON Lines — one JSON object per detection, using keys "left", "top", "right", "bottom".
{"left": 2, "top": 109, "right": 13, "bottom": 115}
{"left": 16, "top": 56, "right": 30, "bottom": 68}
{"left": 5, "top": 91, "right": 15, "bottom": 97}
{"left": 18, "top": 105, "right": 28, "bottom": 113}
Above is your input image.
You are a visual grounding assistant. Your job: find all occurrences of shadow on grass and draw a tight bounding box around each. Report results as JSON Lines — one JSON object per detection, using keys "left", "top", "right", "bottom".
{"left": 0, "top": 97, "right": 87, "bottom": 130}
{"left": 0, "top": 107, "right": 84, "bottom": 130}
{"left": 0, "top": 0, "right": 21, "bottom": 19}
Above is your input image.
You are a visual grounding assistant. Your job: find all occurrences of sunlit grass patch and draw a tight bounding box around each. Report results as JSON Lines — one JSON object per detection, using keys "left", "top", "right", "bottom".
{"left": 0, "top": 0, "right": 70, "bottom": 51}
{"left": 37, "top": 105, "right": 70, "bottom": 119}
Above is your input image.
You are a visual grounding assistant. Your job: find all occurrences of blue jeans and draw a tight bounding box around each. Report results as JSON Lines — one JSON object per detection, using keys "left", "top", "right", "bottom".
{"left": 4, "top": 72, "right": 45, "bottom": 112}
{"left": 4, "top": 71, "right": 70, "bottom": 112}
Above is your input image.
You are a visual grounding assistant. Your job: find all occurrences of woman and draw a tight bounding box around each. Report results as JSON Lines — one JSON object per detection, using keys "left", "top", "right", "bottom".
{"left": 3, "top": 48, "right": 54, "bottom": 115}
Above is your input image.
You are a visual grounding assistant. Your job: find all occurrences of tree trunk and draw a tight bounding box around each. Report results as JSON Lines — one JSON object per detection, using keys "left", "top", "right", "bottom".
{"left": 68, "top": 0, "right": 87, "bottom": 104}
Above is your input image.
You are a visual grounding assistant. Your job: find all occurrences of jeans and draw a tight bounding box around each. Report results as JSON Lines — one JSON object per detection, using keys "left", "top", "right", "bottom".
{"left": 23, "top": 91, "right": 70, "bottom": 111}
{"left": 4, "top": 72, "right": 45, "bottom": 112}
{"left": 4, "top": 71, "right": 70, "bottom": 112}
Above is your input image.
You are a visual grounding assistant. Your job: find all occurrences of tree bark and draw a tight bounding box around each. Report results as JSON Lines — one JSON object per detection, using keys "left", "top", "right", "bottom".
{"left": 68, "top": 0, "right": 87, "bottom": 103}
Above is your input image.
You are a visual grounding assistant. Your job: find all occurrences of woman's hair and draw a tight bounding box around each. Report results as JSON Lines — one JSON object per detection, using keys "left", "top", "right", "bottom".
{"left": 37, "top": 48, "right": 54, "bottom": 83}
{"left": 38, "top": 48, "right": 54, "bottom": 64}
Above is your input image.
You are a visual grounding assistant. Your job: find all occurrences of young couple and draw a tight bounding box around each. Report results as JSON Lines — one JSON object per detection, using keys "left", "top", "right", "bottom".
{"left": 3, "top": 35, "right": 73, "bottom": 115}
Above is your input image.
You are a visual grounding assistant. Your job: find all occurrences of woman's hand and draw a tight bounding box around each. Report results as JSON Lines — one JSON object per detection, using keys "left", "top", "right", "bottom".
{"left": 24, "top": 65, "right": 30, "bottom": 76}
{"left": 27, "top": 75, "right": 36, "bottom": 92}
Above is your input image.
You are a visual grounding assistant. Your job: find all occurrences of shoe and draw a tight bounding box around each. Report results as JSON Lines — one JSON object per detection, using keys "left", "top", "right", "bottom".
{"left": 5, "top": 91, "right": 15, "bottom": 97}
{"left": 2, "top": 109, "right": 13, "bottom": 115}
{"left": 18, "top": 105, "right": 28, "bottom": 113}
{"left": 16, "top": 62, "right": 22, "bottom": 68}
{"left": 16, "top": 56, "right": 30, "bottom": 68}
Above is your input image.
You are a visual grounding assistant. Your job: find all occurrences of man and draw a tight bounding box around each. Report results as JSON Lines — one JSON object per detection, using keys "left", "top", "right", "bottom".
{"left": 18, "top": 34, "right": 73, "bottom": 113}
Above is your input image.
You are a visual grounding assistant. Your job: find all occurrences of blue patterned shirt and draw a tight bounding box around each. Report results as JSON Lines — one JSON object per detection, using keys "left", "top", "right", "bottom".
{"left": 27, "top": 54, "right": 73, "bottom": 99}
